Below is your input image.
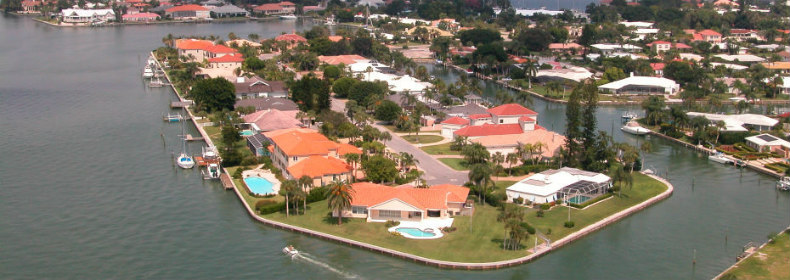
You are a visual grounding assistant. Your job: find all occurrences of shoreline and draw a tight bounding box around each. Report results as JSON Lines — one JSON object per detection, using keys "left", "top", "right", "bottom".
{"left": 29, "top": 15, "right": 317, "bottom": 28}
{"left": 152, "top": 51, "right": 675, "bottom": 269}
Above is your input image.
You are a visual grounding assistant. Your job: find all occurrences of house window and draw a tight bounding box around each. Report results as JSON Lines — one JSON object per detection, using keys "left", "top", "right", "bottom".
{"left": 499, "top": 119, "right": 504, "bottom": 123}
{"left": 378, "top": 210, "right": 401, "bottom": 218}
{"left": 352, "top": 206, "right": 368, "bottom": 214}
{"left": 427, "top": 210, "right": 441, "bottom": 217}
{"left": 292, "top": 156, "right": 298, "bottom": 161}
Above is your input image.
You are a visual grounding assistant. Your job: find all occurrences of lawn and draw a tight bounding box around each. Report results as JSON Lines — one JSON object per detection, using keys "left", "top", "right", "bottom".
{"left": 420, "top": 142, "right": 461, "bottom": 155}
{"left": 238, "top": 172, "right": 667, "bottom": 263}
{"left": 439, "top": 158, "right": 469, "bottom": 170}
{"left": 401, "top": 134, "right": 444, "bottom": 144}
{"left": 718, "top": 231, "right": 790, "bottom": 280}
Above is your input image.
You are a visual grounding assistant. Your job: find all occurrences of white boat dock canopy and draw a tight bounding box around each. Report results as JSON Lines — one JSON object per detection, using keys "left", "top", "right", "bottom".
{"left": 599, "top": 75, "right": 679, "bottom": 95}
{"left": 713, "top": 54, "right": 766, "bottom": 63}
{"left": 686, "top": 112, "right": 779, "bottom": 132}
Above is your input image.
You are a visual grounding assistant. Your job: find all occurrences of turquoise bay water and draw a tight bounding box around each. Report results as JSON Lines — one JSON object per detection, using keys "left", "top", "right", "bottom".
{"left": 396, "top": 228, "right": 437, "bottom": 238}
{"left": 244, "top": 176, "right": 275, "bottom": 195}
{"left": 1, "top": 14, "right": 789, "bottom": 279}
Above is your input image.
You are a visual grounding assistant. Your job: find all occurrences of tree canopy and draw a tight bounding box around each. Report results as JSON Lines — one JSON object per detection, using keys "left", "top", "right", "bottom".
{"left": 363, "top": 155, "right": 399, "bottom": 183}
{"left": 374, "top": 100, "right": 402, "bottom": 123}
{"left": 458, "top": 28, "right": 502, "bottom": 46}
{"left": 290, "top": 74, "right": 330, "bottom": 112}
{"left": 190, "top": 77, "right": 236, "bottom": 112}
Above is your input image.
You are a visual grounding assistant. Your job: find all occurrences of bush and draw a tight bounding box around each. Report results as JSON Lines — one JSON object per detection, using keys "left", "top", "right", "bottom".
{"left": 564, "top": 221, "right": 575, "bottom": 228}
{"left": 536, "top": 209, "right": 544, "bottom": 217}
{"left": 390, "top": 231, "right": 402, "bottom": 237}
{"left": 306, "top": 186, "right": 328, "bottom": 203}
{"left": 520, "top": 222, "right": 536, "bottom": 234}
{"left": 255, "top": 199, "right": 286, "bottom": 214}
{"left": 513, "top": 197, "right": 524, "bottom": 204}
{"left": 240, "top": 155, "right": 258, "bottom": 166}
{"left": 485, "top": 192, "right": 507, "bottom": 207}
{"left": 384, "top": 220, "right": 400, "bottom": 228}
{"left": 233, "top": 168, "right": 243, "bottom": 179}
{"left": 441, "top": 226, "right": 457, "bottom": 233}
{"left": 540, "top": 203, "right": 551, "bottom": 210}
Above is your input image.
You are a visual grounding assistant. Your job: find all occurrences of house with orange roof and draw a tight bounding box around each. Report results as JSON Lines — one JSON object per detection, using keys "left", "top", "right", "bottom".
{"left": 440, "top": 103, "right": 539, "bottom": 140}
{"left": 548, "top": 43, "right": 585, "bottom": 54}
{"left": 175, "top": 39, "right": 242, "bottom": 64}
{"left": 253, "top": 1, "right": 296, "bottom": 15}
{"left": 327, "top": 35, "right": 345, "bottom": 42}
{"left": 274, "top": 32, "right": 308, "bottom": 48}
{"left": 317, "top": 54, "right": 368, "bottom": 66}
{"left": 262, "top": 128, "right": 361, "bottom": 186}
{"left": 686, "top": 29, "right": 722, "bottom": 43}
{"left": 21, "top": 0, "right": 42, "bottom": 14}
{"left": 335, "top": 182, "right": 471, "bottom": 222}
{"left": 175, "top": 39, "right": 214, "bottom": 61}
{"left": 165, "top": 4, "right": 210, "bottom": 20}
{"left": 470, "top": 129, "right": 566, "bottom": 159}
{"left": 207, "top": 53, "right": 244, "bottom": 69}
{"left": 646, "top": 41, "right": 692, "bottom": 53}
{"left": 650, "top": 63, "right": 665, "bottom": 77}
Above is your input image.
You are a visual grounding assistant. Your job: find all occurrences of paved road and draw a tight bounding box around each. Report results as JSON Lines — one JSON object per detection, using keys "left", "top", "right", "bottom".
{"left": 331, "top": 98, "right": 468, "bottom": 185}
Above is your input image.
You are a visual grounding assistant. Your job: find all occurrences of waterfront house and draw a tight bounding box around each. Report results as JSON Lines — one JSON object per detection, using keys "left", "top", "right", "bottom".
{"left": 441, "top": 103, "right": 539, "bottom": 140}
{"left": 166, "top": 5, "right": 210, "bottom": 20}
{"left": 686, "top": 29, "right": 723, "bottom": 43}
{"left": 233, "top": 76, "right": 287, "bottom": 99}
{"left": 535, "top": 67, "right": 594, "bottom": 82}
{"left": 263, "top": 128, "right": 361, "bottom": 186}
{"left": 207, "top": 53, "right": 244, "bottom": 69}
{"left": 470, "top": 129, "right": 566, "bottom": 159}
{"left": 61, "top": 9, "right": 115, "bottom": 24}
{"left": 122, "top": 12, "right": 160, "bottom": 22}
{"left": 506, "top": 167, "right": 612, "bottom": 204}
{"left": 335, "top": 183, "right": 471, "bottom": 222}
{"left": 242, "top": 109, "right": 300, "bottom": 133}
{"left": 235, "top": 97, "right": 298, "bottom": 111}
{"left": 727, "top": 29, "right": 763, "bottom": 41}
{"left": 274, "top": 32, "right": 307, "bottom": 48}
{"left": 599, "top": 75, "right": 679, "bottom": 95}
{"left": 175, "top": 39, "right": 214, "bottom": 61}
{"left": 646, "top": 41, "right": 691, "bottom": 53}
{"left": 247, "top": 133, "right": 270, "bottom": 157}
{"left": 686, "top": 112, "right": 779, "bottom": 132}
{"left": 21, "top": 0, "right": 42, "bottom": 14}
{"left": 253, "top": 1, "right": 296, "bottom": 15}
{"left": 745, "top": 134, "right": 790, "bottom": 158}
{"left": 650, "top": 63, "right": 665, "bottom": 77}
{"left": 440, "top": 117, "right": 470, "bottom": 138}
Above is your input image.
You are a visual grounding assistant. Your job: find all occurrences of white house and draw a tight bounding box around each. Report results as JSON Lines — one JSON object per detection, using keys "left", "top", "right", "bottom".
{"left": 61, "top": 9, "right": 115, "bottom": 23}
{"left": 686, "top": 112, "right": 779, "bottom": 132}
{"left": 506, "top": 167, "right": 612, "bottom": 204}
{"left": 599, "top": 75, "right": 680, "bottom": 95}
{"left": 745, "top": 134, "right": 790, "bottom": 158}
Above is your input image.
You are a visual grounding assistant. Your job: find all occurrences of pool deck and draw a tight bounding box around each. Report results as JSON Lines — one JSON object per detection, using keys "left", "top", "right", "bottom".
{"left": 242, "top": 169, "right": 281, "bottom": 195}
{"left": 227, "top": 171, "right": 674, "bottom": 270}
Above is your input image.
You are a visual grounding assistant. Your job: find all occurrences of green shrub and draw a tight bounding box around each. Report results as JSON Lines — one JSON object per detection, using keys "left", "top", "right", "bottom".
{"left": 441, "top": 226, "right": 457, "bottom": 233}
{"left": 564, "top": 221, "right": 575, "bottom": 228}
{"left": 485, "top": 192, "right": 508, "bottom": 207}
{"left": 520, "top": 222, "right": 536, "bottom": 234}
{"left": 233, "top": 168, "right": 243, "bottom": 179}
{"left": 384, "top": 220, "right": 400, "bottom": 228}
{"left": 734, "top": 142, "right": 756, "bottom": 152}
{"left": 306, "top": 186, "right": 328, "bottom": 203}
{"left": 240, "top": 155, "right": 258, "bottom": 166}
{"left": 540, "top": 203, "right": 551, "bottom": 210}
{"left": 255, "top": 199, "right": 285, "bottom": 214}
{"left": 546, "top": 228, "right": 552, "bottom": 235}
{"left": 536, "top": 209, "right": 544, "bottom": 217}
{"left": 513, "top": 197, "right": 524, "bottom": 204}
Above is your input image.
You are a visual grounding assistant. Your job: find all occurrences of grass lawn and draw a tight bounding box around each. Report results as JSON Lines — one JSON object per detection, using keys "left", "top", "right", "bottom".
{"left": 439, "top": 158, "right": 469, "bottom": 170}
{"left": 421, "top": 142, "right": 461, "bottom": 155}
{"left": 232, "top": 173, "right": 667, "bottom": 263}
{"left": 718, "top": 231, "right": 790, "bottom": 280}
{"left": 203, "top": 125, "right": 255, "bottom": 159}
{"left": 401, "top": 134, "right": 444, "bottom": 144}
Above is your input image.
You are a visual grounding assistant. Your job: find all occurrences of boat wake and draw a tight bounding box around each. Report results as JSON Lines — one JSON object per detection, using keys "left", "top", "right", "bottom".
{"left": 291, "top": 252, "right": 362, "bottom": 279}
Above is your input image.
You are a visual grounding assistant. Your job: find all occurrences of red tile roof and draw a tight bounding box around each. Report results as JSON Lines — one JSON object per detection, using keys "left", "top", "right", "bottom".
{"left": 730, "top": 29, "right": 757, "bottom": 34}
{"left": 674, "top": 43, "right": 692, "bottom": 49}
{"left": 487, "top": 103, "right": 537, "bottom": 116}
{"left": 279, "top": 1, "right": 296, "bottom": 6}
{"left": 254, "top": 3, "right": 282, "bottom": 11}
{"left": 208, "top": 53, "right": 244, "bottom": 63}
{"left": 275, "top": 33, "right": 307, "bottom": 42}
{"left": 698, "top": 29, "right": 721, "bottom": 36}
{"left": 287, "top": 156, "right": 351, "bottom": 178}
{"left": 205, "top": 44, "right": 237, "bottom": 54}
{"left": 441, "top": 116, "right": 470, "bottom": 125}
{"left": 166, "top": 4, "right": 208, "bottom": 12}
{"left": 175, "top": 39, "right": 214, "bottom": 50}
{"left": 327, "top": 35, "right": 345, "bottom": 42}
{"left": 650, "top": 63, "right": 665, "bottom": 71}
{"left": 519, "top": 116, "right": 535, "bottom": 122}
{"left": 468, "top": 113, "right": 491, "bottom": 120}
{"left": 337, "top": 143, "right": 363, "bottom": 155}
{"left": 268, "top": 129, "right": 360, "bottom": 157}
{"left": 122, "top": 12, "right": 159, "bottom": 19}
{"left": 349, "top": 183, "right": 469, "bottom": 210}
{"left": 317, "top": 54, "right": 367, "bottom": 65}
{"left": 454, "top": 123, "right": 524, "bottom": 137}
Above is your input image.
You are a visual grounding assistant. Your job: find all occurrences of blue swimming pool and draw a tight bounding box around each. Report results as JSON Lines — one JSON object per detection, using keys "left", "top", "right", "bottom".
{"left": 239, "top": 130, "right": 254, "bottom": 136}
{"left": 567, "top": 195, "right": 591, "bottom": 204}
{"left": 395, "top": 228, "right": 436, "bottom": 238}
{"left": 244, "top": 176, "right": 274, "bottom": 195}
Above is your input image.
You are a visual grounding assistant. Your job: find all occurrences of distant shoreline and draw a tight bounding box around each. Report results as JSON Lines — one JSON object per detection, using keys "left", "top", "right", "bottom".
{"left": 27, "top": 14, "right": 318, "bottom": 28}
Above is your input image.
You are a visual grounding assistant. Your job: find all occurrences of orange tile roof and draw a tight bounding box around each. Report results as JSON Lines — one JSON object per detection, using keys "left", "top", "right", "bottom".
{"left": 519, "top": 116, "right": 535, "bottom": 122}
{"left": 208, "top": 53, "right": 244, "bottom": 63}
{"left": 650, "top": 63, "right": 665, "bottom": 71}
{"left": 441, "top": 116, "right": 469, "bottom": 125}
{"left": 166, "top": 4, "right": 208, "bottom": 12}
{"left": 254, "top": 3, "right": 282, "bottom": 11}
{"left": 337, "top": 143, "right": 362, "bottom": 155}
{"left": 487, "top": 103, "right": 537, "bottom": 116}
{"left": 454, "top": 123, "right": 524, "bottom": 137}
{"left": 349, "top": 183, "right": 469, "bottom": 210}
{"left": 698, "top": 29, "right": 721, "bottom": 36}
{"left": 204, "top": 44, "right": 237, "bottom": 54}
{"left": 468, "top": 113, "right": 491, "bottom": 120}
{"left": 471, "top": 129, "right": 566, "bottom": 158}
{"left": 548, "top": 43, "right": 583, "bottom": 50}
{"left": 287, "top": 156, "right": 351, "bottom": 178}
{"left": 268, "top": 129, "right": 359, "bottom": 157}
{"left": 327, "top": 35, "right": 344, "bottom": 42}
{"left": 317, "top": 54, "right": 367, "bottom": 65}
{"left": 762, "top": 62, "right": 790, "bottom": 70}
{"left": 275, "top": 33, "right": 307, "bottom": 42}
{"left": 175, "top": 39, "right": 214, "bottom": 50}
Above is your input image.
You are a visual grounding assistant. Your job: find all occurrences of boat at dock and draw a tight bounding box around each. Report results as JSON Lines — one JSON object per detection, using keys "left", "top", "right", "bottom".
{"left": 142, "top": 65, "right": 154, "bottom": 78}
{"left": 709, "top": 152, "right": 734, "bottom": 165}
{"left": 621, "top": 121, "right": 650, "bottom": 135}
{"left": 777, "top": 177, "right": 790, "bottom": 191}
{"left": 621, "top": 111, "right": 637, "bottom": 122}
{"left": 203, "top": 163, "right": 221, "bottom": 179}
{"left": 279, "top": 14, "right": 297, "bottom": 20}
{"left": 163, "top": 113, "right": 183, "bottom": 122}
{"left": 175, "top": 125, "right": 195, "bottom": 169}
{"left": 149, "top": 77, "right": 165, "bottom": 87}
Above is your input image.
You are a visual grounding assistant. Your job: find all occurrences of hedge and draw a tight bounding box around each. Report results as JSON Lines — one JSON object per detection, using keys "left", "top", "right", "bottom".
{"left": 255, "top": 199, "right": 286, "bottom": 214}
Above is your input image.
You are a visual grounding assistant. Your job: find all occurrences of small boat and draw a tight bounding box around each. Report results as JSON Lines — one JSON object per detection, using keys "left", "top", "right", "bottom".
{"left": 324, "top": 16, "right": 336, "bottom": 25}
{"left": 149, "top": 77, "right": 165, "bottom": 88}
{"left": 708, "top": 152, "right": 733, "bottom": 165}
{"left": 621, "top": 121, "right": 650, "bottom": 135}
{"left": 279, "top": 14, "right": 297, "bottom": 20}
{"left": 163, "top": 113, "right": 183, "bottom": 122}
{"left": 142, "top": 65, "right": 154, "bottom": 78}
{"left": 621, "top": 111, "right": 637, "bottom": 122}
{"left": 147, "top": 57, "right": 157, "bottom": 67}
{"left": 203, "top": 163, "right": 221, "bottom": 179}
{"left": 283, "top": 245, "right": 299, "bottom": 256}
{"left": 464, "top": 68, "right": 474, "bottom": 75}
{"left": 176, "top": 125, "right": 195, "bottom": 169}
{"left": 777, "top": 177, "right": 790, "bottom": 191}
{"left": 734, "top": 159, "right": 746, "bottom": 168}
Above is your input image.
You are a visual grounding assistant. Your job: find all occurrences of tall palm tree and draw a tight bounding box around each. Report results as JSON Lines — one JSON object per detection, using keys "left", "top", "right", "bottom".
{"left": 280, "top": 180, "right": 297, "bottom": 218}
{"left": 298, "top": 175, "right": 313, "bottom": 213}
{"left": 492, "top": 152, "right": 505, "bottom": 180}
{"left": 530, "top": 142, "right": 546, "bottom": 165}
{"left": 469, "top": 163, "right": 493, "bottom": 204}
{"left": 399, "top": 152, "right": 418, "bottom": 172}
{"left": 714, "top": 121, "right": 726, "bottom": 145}
{"left": 525, "top": 61, "right": 538, "bottom": 89}
{"left": 343, "top": 153, "right": 361, "bottom": 180}
{"left": 506, "top": 153, "right": 519, "bottom": 176}
{"left": 327, "top": 182, "right": 354, "bottom": 225}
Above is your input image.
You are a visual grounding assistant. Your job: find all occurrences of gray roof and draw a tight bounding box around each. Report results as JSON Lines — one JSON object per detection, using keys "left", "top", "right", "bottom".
{"left": 441, "top": 103, "right": 489, "bottom": 116}
{"left": 233, "top": 76, "right": 286, "bottom": 95}
{"left": 235, "top": 97, "right": 298, "bottom": 111}
{"left": 211, "top": 4, "right": 248, "bottom": 15}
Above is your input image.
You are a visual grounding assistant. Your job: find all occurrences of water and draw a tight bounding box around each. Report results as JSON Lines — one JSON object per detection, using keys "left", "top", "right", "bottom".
{"left": 395, "top": 228, "right": 437, "bottom": 238}
{"left": 1, "top": 14, "right": 789, "bottom": 279}
{"left": 244, "top": 176, "right": 275, "bottom": 195}
{"left": 568, "top": 195, "right": 591, "bottom": 204}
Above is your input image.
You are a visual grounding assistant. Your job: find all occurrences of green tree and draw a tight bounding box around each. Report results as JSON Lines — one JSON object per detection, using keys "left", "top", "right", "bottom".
{"left": 221, "top": 124, "right": 241, "bottom": 152}
{"left": 362, "top": 155, "right": 399, "bottom": 183}
{"left": 497, "top": 204, "right": 530, "bottom": 250}
{"left": 343, "top": 153, "right": 361, "bottom": 181}
{"left": 290, "top": 74, "right": 330, "bottom": 112}
{"left": 398, "top": 152, "right": 418, "bottom": 172}
{"left": 323, "top": 65, "right": 341, "bottom": 81}
{"left": 326, "top": 182, "right": 354, "bottom": 225}
{"left": 280, "top": 180, "right": 298, "bottom": 218}
{"left": 374, "top": 100, "right": 402, "bottom": 123}
{"left": 458, "top": 28, "right": 502, "bottom": 46}
{"left": 468, "top": 163, "right": 493, "bottom": 204}
{"left": 190, "top": 78, "right": 236, "bottom": 112}
{"left": 462, "top": 143, "right": 490, "bottom": 165}
{"left": 332, "top": 77, "right": 358, "bottom": 98}
{"left": 349, "top": 81, "right": 388, "bottom": 105}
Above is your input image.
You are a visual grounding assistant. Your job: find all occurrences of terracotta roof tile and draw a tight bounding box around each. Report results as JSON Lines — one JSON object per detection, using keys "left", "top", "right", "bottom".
{"left": 166, "top": 4, "right": 208, "bottom": 12}
{"left": 454, "top": 123, "right": 524, "bottom": 137}
{"left": 287, "top": 156, "right": 351, "bottom": 178}
{"left": 487, "top": 103, "right": 537, "bottom": 116}
{"left": 349, "top": 183, "right": 469, "bottom": 210}
{"left": 175, "top": 39, "right": 214, "bottom": 50}
{"left": 207, "top": 53, "right": 244, "bottom": 63}
{"left": 204, "top": 44, "right": 237, "bottom": 54}
{"left": 275, "top": 33, "right": 307, "bottom": 42}
{"left": 441, "top": 116, "right": 470, "bottom": 125}
{"left": 468, "top": 113, "right": 491, "bottom": 119}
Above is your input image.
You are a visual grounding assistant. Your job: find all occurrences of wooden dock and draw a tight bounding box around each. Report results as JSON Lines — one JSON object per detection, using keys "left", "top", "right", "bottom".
{"left": 219, "top": 173, "right": 234, "bottom": 190}
{"left": 185, "top": 134, "right": 203, "bottom": 141}
{"left": 170, "top": 101, "right": 193, "bottom": 108}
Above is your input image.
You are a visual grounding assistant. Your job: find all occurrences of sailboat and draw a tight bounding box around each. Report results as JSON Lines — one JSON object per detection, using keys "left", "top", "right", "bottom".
{"left": 176, "top": 125, "right": 195, "bottom": 169}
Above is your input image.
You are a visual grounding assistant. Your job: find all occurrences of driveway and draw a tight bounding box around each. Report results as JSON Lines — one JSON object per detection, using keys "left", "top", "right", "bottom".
{"left": 331, "top": 98, "right": 468, "bottom": 185}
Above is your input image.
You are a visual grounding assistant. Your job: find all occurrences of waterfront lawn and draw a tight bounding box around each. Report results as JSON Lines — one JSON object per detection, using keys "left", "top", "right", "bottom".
{"left": 401, "top": 134, "right": 444, "bottom": 144}
{"left": 421, "top": 142, "right": 460, "bottom": 155}
{"left": 439, "top": 158, "right": 469, "bottom": 170}
{"left": 526, "top": 173, "right": 667, "bottom": 240}
{"left": 719, "top": 231, "right": 790, "bottom": 280}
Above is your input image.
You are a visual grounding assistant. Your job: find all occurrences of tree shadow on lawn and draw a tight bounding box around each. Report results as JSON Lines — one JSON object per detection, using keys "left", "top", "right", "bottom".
{"left": 490, "top": 238, "right": 528, "bottom": 250}
{"left": 322, "top": 212, "right": 351, "bottom": 225}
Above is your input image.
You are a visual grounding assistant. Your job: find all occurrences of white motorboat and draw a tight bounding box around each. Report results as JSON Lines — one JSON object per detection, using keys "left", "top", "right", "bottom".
{"left": 283, "top": 245, "right": 299, "bottom": 256}
{"left": 147, "top": 56, "right": 157, "bottom": 67}
{"left": 203, "top": 163, "right": 221, "bottom": 179}
{"left": 708, "top": 152, "right": 733, "bottom": 165}
{"left": 776, "top": 176, "right": 790, "bottom": 191}
{"left": 142, "top": 65, "right": 154, "bottom": 78}
{"left": 163, "top": 113, "right": 183, "bottom": 122}
{"left": 279, "top": 14, "right": 297, "bottom": 20}
{"left": 621, "top": 121, "right": 650, "bottom": 135}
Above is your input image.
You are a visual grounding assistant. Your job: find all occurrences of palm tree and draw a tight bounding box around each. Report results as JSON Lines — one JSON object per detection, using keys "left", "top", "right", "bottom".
{"left": 492, "top": 152, "right": 505, "bottom": 180}
{"left": 506, "top": 153, "right": 519, "bottom": 176}
{"left": 279, "top": 180, "right": 298, "bottom": 218}
{"left": 462, "top": 143, "right": 490, "bottom": 165}
{"left": 525, "top": 61, "right": 538, "bottom": 89}
{"left": 327, "top": 182, "right": 354, "bottom": 225}
{"left": 399, "top": 152, "right": 418, "bottom": 172}
{"left": 298, "top": 176, "right": 313, "bottom": 213}
{"left": 547, "top": 81, "right": 563, "bottom": 99}
{"left": 714, "top": 121, "right": 726, "bottom": 145}
{"left": 469, "top": 163, "right": 494, "bottom": 204}
{"left": 520, "top": 143, "right": 533, "bottom": 165}
{"left": 162, "top": 33, "right": 175, "bottom": 48}
{"left": 343, "top": 153, "right": 361, "bottom": 180}
{"left": 608, "top": 165, "right": 628, "bottom": 197}
{"left": 531, "top": 142, "right": 546, "bottom": 165}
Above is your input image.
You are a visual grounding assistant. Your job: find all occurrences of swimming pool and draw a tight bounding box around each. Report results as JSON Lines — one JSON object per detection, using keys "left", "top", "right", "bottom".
{"left": 395, "top": 228, "right": 436, "bottom": 238}
{"left": 244, "top": 176, "right": 275, "bottom": 195}
{"left": 239, "top": 130, "right": 254, "bottom": 136}
{"left": 567, "top": 195, "right": 591, "bottom": 204}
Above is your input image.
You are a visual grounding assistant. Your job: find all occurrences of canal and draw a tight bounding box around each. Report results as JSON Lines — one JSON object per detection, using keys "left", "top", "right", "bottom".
{"left": 1, "top": 14, "right": 788, "bottom": 279}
